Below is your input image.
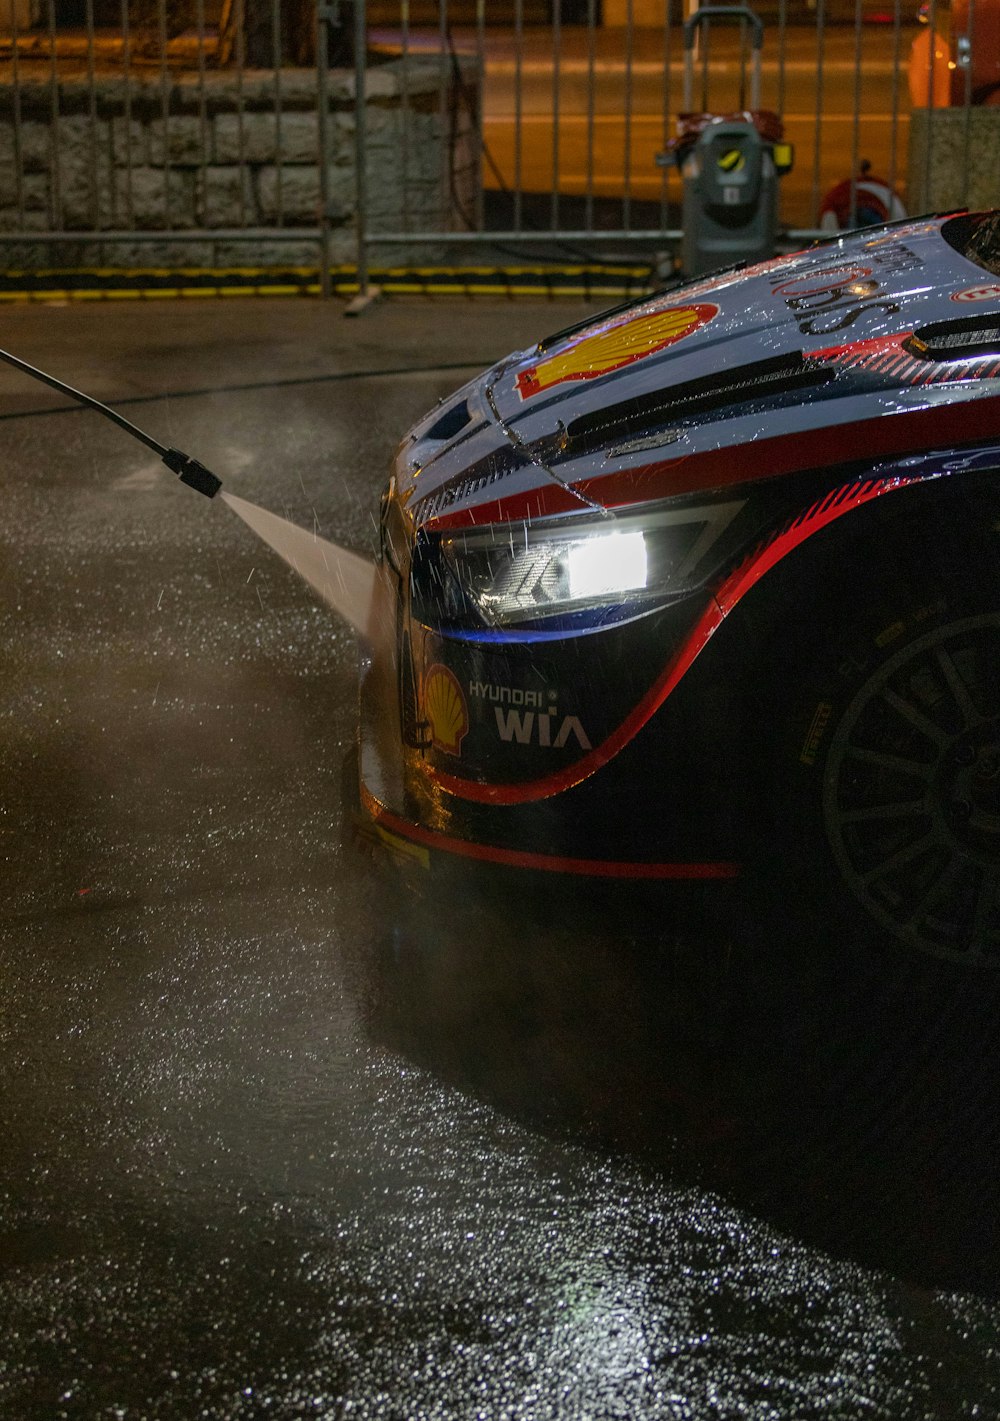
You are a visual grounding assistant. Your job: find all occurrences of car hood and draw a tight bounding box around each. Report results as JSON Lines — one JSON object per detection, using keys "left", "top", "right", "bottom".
{"left": 396, "top": 214, "right": 1000, "bottom": 533}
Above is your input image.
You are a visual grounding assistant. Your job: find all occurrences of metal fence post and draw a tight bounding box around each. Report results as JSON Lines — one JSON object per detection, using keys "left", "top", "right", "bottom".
{"left": 317, "top": 0, "right": 333, "bottom": 297}
{"left": 352, "top": 0, "right": 371, "bottom": 306}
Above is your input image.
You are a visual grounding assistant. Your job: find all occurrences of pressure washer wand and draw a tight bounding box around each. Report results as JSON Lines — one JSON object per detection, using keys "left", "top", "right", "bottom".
{"left": 0, "top": 345, "right": 222, "bottom": 498}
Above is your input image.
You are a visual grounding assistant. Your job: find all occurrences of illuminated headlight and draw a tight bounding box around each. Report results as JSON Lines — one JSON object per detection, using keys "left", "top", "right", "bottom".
{"left": 568, "top": 531, "right": 647, "bottom": 600}
{"left": 413, "top": 499, "right": 746, "bottom": 628}
{"left": 471, "top": 528, "right": 649, "bottom": 620}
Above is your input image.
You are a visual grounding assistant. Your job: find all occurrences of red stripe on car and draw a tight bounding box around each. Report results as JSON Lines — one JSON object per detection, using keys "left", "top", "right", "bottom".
{"left": 360, "top": 785, "right": 741, "bottom": 878}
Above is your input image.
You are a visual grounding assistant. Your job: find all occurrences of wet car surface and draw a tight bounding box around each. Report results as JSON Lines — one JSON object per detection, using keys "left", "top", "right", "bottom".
{"left": 1, "top": 297, "right": 999, "bottom": 1419}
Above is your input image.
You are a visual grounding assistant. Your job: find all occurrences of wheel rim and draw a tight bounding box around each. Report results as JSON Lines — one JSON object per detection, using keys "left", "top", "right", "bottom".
{"left": 823, "top": 613, "right": 1000, "bottom": 961}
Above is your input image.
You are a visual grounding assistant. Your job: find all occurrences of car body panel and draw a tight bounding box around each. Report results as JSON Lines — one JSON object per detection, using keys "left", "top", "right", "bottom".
{"left": 359, "top": 212, "right": 1000, "bottom": 902}
{"left": 395, "top": 216, "right": 1000, "bottom": 537}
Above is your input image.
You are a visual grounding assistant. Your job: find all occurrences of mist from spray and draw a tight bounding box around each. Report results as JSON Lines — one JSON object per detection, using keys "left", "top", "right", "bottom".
{"left": 221, "top": 490, "right": 379, "bottom": 641}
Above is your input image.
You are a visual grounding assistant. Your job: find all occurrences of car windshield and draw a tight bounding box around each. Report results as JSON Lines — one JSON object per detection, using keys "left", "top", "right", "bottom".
{"left": 942, "top": 211, "right": 1000, "bottom": 276}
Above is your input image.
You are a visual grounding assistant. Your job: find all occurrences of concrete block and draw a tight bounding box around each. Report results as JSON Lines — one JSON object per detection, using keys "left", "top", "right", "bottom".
{"left": 0, "top": 204, "right": 47, "bottom": 232}
{"left": 908, "top": 108, "right": 1000, "bottom": 214}
{"left": 173, "top": 72, "right": 244, "bottom": 116}
{"left": 103, "top": 167, "right": 196, "bottom": 230}
{"left": 198, "top": 165, "right": 255, "bottom": 228}
{"left": 103, "top": 239, "right": 216, "bottom": 267}
{"left": 213, "top": 112, "right": 318, "bottom": 165}
{"left": 89, "top": 77, "right": 150, "bottom": 119}
{"left": 148, "top": 115, "right": 207, "bottom": 167}
{"left": 110, "top": 117, "right": 149, "bottom": 168}
{"left": 51, "top": 114, "right": 101, "bottom": 177}
{"left": 172, "top": 70, "right": 320, "bottom": 115}
{"left": 256, "top": 165, "right": 326, "bottom": 225}
{"left": 266, "top": 71, "right": 323, "bottom": 111}
{"left": 0, "top": 165, "right": 47, "bottom": 209}
{"left": 0, "top": 119, "right": 52, "bottom": 173}
{"left": 213, "top": 237, "right": 332, "bottom": 267}
{"left": 275, "top": 112, "right": 322, "bottom": 164}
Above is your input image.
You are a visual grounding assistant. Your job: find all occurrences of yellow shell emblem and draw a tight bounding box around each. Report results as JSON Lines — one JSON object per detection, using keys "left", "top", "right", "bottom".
{"left": 516, "top": 302, "right": 718, "bottom": 400}
{"left": 423, "top": 664, "right": 469, "bottom": 757}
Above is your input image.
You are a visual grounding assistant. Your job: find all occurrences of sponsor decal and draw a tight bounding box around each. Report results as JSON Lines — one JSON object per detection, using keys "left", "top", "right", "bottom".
{"left": 952, "top": 284, "right": 1000, "bottom": 304}
{"left": 468, "top": 678, "right": 591, "bottom": 750}
{"left": 422, "top": 663, "right": 469, "bottom": 756}
{"left": 773, "top": 264, "right": 874, "bottom": 299}
{"left": 772, "top": 242, "right": 922, "bottom": 336}
{"left": 469, "top": 679, "right": 546, "bottom": 709}
{"left": 800, "top": 701, "right": 833, "bottom": 766}
{"left": 495, "top": 708, "right": 592, "bottom": 751}
{"left": 515, "top": 303, "right": 719, "bottom": 400}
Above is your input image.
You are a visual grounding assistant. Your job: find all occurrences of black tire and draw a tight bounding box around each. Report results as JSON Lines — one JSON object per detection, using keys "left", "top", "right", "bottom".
{"left": 772, "top": 594, "right": 1000, "bottom": 967}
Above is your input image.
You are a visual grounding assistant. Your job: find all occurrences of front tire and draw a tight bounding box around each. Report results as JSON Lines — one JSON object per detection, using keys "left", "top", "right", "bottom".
{"left": 769, "top": 597, "right": 1000, "bottom": 967}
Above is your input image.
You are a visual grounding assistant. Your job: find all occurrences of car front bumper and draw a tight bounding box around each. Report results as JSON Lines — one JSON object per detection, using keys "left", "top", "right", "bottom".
{"left": 355, "top": 551, "right": 745, "bottom": 883}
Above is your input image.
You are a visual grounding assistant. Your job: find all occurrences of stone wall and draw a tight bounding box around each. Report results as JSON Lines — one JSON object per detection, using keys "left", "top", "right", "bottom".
{"left": 0, "top": 57, "right": 480, "bottom": 268}
{"left": 907, "top": 107, "right": 1000, "bottom": 215}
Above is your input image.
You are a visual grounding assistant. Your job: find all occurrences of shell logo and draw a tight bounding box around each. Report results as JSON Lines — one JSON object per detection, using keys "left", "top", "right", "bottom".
{"left": 422, "top": 664, "right": 469, "bottom": 757}
{"left": 515, "top": 302, "right": 719, "bottom": 400}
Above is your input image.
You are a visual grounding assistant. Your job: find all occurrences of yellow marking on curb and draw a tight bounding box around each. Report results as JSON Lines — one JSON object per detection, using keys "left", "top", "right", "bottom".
{"left": 0, "top": 263, "right": 655, "bottom": 303}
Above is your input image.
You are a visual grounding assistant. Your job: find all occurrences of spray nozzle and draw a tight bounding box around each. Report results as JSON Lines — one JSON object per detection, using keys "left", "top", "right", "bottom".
{"left": 161, "top": 448, "right": 223, "bottom": 499}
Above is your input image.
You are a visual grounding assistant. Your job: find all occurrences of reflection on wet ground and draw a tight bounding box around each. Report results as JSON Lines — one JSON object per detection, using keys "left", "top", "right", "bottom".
{"left": 366, "top": 868, "right": 1000, "bottom": 1294}
{"left": 0, "top": 298, "right": 998, "bottom": 1418}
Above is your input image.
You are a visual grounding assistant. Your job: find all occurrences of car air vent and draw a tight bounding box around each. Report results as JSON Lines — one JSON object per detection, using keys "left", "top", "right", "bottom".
{"left": 425, "top": 398, "right": 472, "bottom": 442}
{"left": 414, "top": 442, "right": 526, "bottom": 522}
{"left": 565, "top": 352, "right": 834, "bottom": 452}
{"left": 905, "top": 314, "right": 1000, "bottom": 361}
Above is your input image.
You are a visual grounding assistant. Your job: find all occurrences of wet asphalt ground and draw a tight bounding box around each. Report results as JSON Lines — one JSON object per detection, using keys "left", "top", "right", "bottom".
{"left": 1, "top": 294, "right": 999, "bottom": 1419}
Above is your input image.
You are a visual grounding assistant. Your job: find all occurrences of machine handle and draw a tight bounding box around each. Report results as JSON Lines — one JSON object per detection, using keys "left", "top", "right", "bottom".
{"left": 683, "top": 5, "right": 764, "bottom": 112}
{"left": 682, "top": 6, "right": 765, "bottom": 49}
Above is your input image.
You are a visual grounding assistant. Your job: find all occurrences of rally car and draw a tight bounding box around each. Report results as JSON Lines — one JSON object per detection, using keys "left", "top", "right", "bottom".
{"left": 357, "top": 210, "right": 1000, "bottom": 965}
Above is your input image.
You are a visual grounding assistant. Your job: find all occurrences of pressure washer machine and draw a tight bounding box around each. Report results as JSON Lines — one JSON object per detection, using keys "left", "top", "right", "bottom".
{"left": 658, "top": 6, "right": 793, "bottom": 278}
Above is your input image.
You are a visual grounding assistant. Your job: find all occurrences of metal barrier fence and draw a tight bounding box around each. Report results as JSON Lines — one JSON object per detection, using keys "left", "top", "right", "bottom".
{"left": 0, "top": 1, "right": 996, "bottom": 292}
{"left": 0, "top": 1, "right": 369, "bottom": 293}
{"left": 355, "top": 0, "right": 999, "bottom": 282}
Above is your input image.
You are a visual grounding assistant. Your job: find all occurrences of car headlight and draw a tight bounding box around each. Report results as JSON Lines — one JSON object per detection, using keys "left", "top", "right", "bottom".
{"left": 412, "top": 499, "right": 746, "bottom": 629}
